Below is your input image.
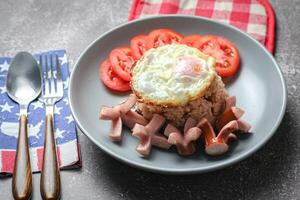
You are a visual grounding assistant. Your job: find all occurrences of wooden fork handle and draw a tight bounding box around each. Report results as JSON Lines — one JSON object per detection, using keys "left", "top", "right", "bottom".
{"left": 12, "top": 114, "right": 32, "bottom": 200}
{"left": 40, "top": 114, "right": 61, "bottom": 200}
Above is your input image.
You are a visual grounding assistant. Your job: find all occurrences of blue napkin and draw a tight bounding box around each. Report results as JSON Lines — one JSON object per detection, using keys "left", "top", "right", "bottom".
{"left": 0, "top": 50, "right": 80, "bottom": 174}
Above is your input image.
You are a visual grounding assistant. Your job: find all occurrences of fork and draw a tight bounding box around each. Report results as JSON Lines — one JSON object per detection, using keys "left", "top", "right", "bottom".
{"left": 39, "top": 54, "right": 63, "bottom": 200}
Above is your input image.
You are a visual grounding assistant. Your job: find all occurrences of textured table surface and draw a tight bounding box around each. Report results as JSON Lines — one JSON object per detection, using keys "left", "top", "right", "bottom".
{"left": 0, "top": 0, "right": 300, "bottom": 199}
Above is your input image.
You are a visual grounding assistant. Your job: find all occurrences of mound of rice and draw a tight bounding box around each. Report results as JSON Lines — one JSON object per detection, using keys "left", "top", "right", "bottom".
{"left": 136, "top": 75, "right": 228, "bottom": 127}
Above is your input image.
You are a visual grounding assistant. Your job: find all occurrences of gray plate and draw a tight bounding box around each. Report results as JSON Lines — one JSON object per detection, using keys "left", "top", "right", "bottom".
{"left": 69, "top": 15, "right": 287, "bottom": 174}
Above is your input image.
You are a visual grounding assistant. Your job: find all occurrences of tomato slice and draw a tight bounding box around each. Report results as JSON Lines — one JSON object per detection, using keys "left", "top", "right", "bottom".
{"left": 146, "top": 29, "right": 183, "bottom": 49}
{"left": 181, "top": 34, "right": 202, "bottom": 47}
{"left": 194, "top": 35, "right": 240, "bottom": 77}
{"left": 110, "top": 47, "right": 135, "bottom": 82}
{"left": 130, "top": 35, "right": 149, "bottom": 60}
{"left": 99, "top": 59, "right": 131, "bottom": 92}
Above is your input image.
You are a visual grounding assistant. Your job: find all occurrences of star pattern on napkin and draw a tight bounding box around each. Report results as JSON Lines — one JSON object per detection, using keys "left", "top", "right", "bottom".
{"left": 0, "top": 50, "right": 80, "bottom": 174}
{"left": 0, "top": 102, "right": 14, "bottom": 112}
{"left": 0, "top": 51, "right": 77, "bottom": 146}
{"left": 0, "top": 60, "right": 9, "bottom": 72}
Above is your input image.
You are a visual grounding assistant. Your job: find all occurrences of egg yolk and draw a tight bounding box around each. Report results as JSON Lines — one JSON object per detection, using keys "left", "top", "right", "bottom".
{"left": 173, "top": 57, "right": 205, "bottom": 77}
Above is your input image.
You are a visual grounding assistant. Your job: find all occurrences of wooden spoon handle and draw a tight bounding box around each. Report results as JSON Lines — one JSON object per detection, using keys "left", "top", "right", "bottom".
{"left": 12, "top": 114, "right": 32, "bottom": 200}
{"left": 40, "top": 114, "right": 61, "bottom": 200}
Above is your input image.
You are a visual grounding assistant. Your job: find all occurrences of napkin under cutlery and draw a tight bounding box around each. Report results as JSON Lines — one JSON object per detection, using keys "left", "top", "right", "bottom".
{"left": 0, "top": 50, "right": 81, "bottom": 175}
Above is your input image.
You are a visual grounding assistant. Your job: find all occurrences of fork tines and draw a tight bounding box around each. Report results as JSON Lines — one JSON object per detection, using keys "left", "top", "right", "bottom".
{"left": 39, "top": 54, "right": 63, "bottom": 98}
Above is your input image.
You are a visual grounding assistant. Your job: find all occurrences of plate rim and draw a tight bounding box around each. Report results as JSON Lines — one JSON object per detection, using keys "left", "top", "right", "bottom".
{"left": 68, "top": 15, "right": 287, "bottom": 174}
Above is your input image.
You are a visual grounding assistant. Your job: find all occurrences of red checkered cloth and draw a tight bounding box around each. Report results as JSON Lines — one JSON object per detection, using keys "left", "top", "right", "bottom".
{"left": 129, "top": 0, "right": 275, "bottom": 53}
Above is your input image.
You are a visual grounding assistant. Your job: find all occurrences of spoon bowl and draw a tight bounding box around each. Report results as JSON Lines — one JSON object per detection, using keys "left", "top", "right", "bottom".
{"left": 6, "top": 52, "right": 42, "bottom": 104}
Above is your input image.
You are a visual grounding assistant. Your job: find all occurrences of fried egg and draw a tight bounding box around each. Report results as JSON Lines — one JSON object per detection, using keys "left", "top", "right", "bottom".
{"left": 131, "top": 44, "right": 216, "bottom": 106}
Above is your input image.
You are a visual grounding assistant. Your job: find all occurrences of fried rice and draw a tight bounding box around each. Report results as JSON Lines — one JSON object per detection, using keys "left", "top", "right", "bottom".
{"left": 135, "top": 75, "right": 228, "bottom": 127}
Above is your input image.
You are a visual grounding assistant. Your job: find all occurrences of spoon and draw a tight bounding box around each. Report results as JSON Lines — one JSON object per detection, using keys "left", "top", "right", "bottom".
{"left": 6, "top": 52, "right": 42, "bottom": 200}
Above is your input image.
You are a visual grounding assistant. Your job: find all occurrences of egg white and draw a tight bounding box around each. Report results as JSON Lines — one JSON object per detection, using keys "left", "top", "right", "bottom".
{"left": 131, "top": 44, "right": 216, "bottom": 106}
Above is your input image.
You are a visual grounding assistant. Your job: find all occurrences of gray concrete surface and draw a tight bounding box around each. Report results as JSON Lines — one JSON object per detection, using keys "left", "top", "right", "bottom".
{"left": 0, "top": 0, "right": 300, "bottom": 199}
